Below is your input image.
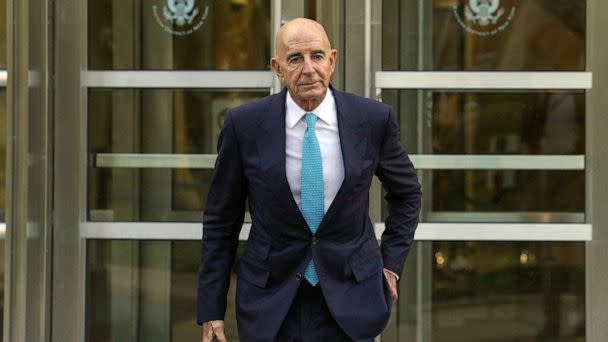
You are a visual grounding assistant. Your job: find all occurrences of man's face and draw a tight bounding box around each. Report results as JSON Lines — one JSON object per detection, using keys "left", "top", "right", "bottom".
{"left": 272, "top": 21, "right": 337, "bottom": 110}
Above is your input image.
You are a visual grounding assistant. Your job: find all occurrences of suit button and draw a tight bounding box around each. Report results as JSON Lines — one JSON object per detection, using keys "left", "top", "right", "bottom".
{"left": 296, "top": 273, "right": 303, "bottom": 281}
{"left": 311, "top": 236, "right": 318, "bottom": 245}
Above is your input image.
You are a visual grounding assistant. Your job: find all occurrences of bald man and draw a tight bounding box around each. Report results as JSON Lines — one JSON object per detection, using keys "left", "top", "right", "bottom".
{"left": 197, "top": 18, "right": 421, "bottom": 342}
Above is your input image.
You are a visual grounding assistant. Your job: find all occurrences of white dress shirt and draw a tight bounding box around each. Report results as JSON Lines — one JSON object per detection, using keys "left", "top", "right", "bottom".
{"left": 285, "top": 89, "right": 344, "bottom": 213}
{"left": 284, "top": 90, "right": 400, "bottom": 281}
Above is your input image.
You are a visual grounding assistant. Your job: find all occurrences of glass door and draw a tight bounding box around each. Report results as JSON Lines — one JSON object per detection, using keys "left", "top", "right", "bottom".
{"left": 84, "top": 1, "right": 274, "bottom": 340}
{"left": 377, "top": 1, "right": 589, "bottom": 341}
{"left": 53, "top": 0, "right": 593, "bottom": 341}
{"left": 79, "top": 1, "right": 361, "bottom": 341}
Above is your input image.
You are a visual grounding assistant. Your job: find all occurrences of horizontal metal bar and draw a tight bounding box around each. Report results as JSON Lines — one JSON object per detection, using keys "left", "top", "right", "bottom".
{"left": 81, "top": 71, "right": 274, "bottom": 88}
{"left": 412, "top": 155, "right": 585, "bottom": 170}
{"left": 0, "top": 223, "right": 40, "bottom": 240}
{"left": 80, "top": 222, "right": 591, "bottom": 241}
{"left": 394, "top": 223, "right": 592, "bottom": 241}
{"left": 81, "top": 222, "right": 230, "bottom": 240}
{"left": 94, "top": 153, "right": 585, "bottom": 170}
{"left": 95, "top": 153, "right": 216, "bottom": 168}
{"left": 425, "top": 212, "right": 584, "bottom": 223}
{"left": 0, "top": 70, "right": 6, "bottom": 87}
{"left": 375, "top": 72, "right": 592, "bottom": 89}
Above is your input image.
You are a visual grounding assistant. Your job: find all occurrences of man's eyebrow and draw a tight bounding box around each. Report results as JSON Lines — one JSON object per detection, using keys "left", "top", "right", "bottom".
{"left": 286, "top": 52, "right": 302, "bottom": 60}
{"left": 285, "top": 50, "right": 326, "bottom": 60}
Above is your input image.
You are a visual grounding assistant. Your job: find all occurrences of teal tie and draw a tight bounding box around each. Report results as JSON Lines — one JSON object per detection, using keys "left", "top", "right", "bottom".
{"left": 301, "top": 113, "right": 323, "bottom": 286}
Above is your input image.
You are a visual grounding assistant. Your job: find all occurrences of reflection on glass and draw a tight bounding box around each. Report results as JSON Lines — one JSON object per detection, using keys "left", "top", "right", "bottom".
{"left": 382, "top": 0, "right": 585, "bottom": 71}
{"left": 87, "top": 240, "right": 585, "bottom": 342}
{"left": 428, "top": 170, "right": 584, "bottom": 214}
{"left": 88, "top": 90, "right": 267, "bottom": 154}
{"left": 89, "top": 0, "right": 271, "bottom": 70}
{"left": 430, "top": 242, "right": 585, "bottom": 341}
{"left": 86, "top": 240, "right": 244, "bottom": 342}
{"left": 384, "top": 242, "right": 585, "bottom": 341}
{"left": 383, "top": 90, "right": 585, "bottom": 216}
{"left": 384, "top": 90, "right": 585, "bottom": 155}
{"left": 88, "top": 89, "right": 266, "bottom": 221}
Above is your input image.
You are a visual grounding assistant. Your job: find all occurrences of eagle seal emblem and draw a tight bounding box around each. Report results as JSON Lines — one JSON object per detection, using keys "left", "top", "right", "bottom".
{"left": 465, "top": 0, "right": 504, "bottom": 26}
{"left": 152, "top": 0, "right": 209, "bottom": 36}
{"left": 163, "top": 0, "right": 199, "bottom": 26}
{"left": 452, "top": 0, "right": 516, "bottom": 36}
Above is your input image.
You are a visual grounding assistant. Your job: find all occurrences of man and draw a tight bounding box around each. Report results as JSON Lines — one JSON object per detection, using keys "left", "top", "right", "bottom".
{"left": 198, "top": 18, "right": 421, "bottom": 342}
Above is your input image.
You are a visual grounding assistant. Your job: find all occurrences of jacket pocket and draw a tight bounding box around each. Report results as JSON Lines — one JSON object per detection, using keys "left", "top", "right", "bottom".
{"left": 348, "top": 239, "right": 383, "bottom": 283}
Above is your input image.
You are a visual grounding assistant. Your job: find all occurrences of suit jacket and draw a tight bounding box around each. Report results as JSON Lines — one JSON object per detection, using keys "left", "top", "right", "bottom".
{"left": 197, "top": 86, "right": 422, "bottom": 341}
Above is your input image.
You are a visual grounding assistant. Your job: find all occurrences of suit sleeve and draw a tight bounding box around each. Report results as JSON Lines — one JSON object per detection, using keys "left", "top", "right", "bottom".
{"left": 375, "top": 107, "right": 422, "bottom": 278}
{"left": 197, "top": 111, "right": 247, "bottom": 324}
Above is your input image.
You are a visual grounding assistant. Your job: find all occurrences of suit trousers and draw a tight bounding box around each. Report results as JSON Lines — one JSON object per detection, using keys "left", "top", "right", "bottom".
{"left": 274, "top": 281, "right": 370, "bottom": 342}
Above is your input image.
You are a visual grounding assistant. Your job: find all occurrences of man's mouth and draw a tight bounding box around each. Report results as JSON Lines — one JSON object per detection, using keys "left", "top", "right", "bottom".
{"left": 298, "top": 81, "right": 319, "bottom": 87}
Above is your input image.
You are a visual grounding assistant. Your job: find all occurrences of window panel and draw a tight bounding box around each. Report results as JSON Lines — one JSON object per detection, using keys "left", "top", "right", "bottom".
{"left": 88, "top": 89, "right": 267, "bottom": 221}
{"left": 383, "top": 90, "right": 585, "bottom": 155}
{"left": 382, "top": 0, "right": 586, "bottom": 71}
{"left": 88, "top": 0, "right": 271, "bottom": 70}
{"left": 87, "top": 240, "right": 585, "bottom": 342}
{"left": 88, "top": 89, "right": 267, "bottom": 154}
{"left": 427, "top": 169, "right": 584, "bottom": 214}
{"left": 382, "top": 89, "right": 585, "bottom": 220}
{"left": 86, "top": 240, "right": 243, "bottom": 341}
{"left": 384, "top": 242, "right": 585, "bottom": 341}
{"left": 428, "top": 241, "right": 585, "bottom": 341}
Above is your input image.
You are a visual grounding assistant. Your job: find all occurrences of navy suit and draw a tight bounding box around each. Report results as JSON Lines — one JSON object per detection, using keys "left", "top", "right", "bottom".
{"left": 197, "top": 86, "right": 422, "bottom": 341}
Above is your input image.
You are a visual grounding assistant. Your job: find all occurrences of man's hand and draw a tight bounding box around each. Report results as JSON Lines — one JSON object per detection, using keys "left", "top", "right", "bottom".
{"left": 383, "top": 268, "right": 398, "bottom": 301}
{"left": 201, "top": 320, "right": 227, "bottom": 342}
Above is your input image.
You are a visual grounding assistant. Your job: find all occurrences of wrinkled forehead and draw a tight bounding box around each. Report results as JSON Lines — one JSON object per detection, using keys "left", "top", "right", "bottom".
{"left": 276, "top": 20, "right": 331, "bottom": 55}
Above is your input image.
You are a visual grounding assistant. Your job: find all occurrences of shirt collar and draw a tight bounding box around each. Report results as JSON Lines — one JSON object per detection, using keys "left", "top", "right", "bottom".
{"left": 285, "top": 88, "right": 336, "bottom": 128}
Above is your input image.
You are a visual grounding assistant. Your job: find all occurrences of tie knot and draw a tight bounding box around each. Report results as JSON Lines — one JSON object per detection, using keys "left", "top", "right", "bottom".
{"left": 305, "top": 112, "right": 318, "bottom": 129}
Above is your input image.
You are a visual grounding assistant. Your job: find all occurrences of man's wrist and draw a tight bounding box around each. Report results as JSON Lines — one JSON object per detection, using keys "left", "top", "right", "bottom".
{"left": 198, "top": 314, "right": 225, "bottom": 326}
{"left": 383, "top": 268, "right": 399, "bottom": 281}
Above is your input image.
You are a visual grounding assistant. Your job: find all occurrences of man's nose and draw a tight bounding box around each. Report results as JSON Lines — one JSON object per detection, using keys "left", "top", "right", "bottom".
{"left": 302, "top": 56, "right": 314, "bottom": 75}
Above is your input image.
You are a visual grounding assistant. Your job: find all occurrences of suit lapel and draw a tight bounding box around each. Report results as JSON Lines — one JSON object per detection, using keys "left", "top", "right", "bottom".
{"left": 317, "top": 88, "right": 368, "bottom": 233}
{"left": 256, "top": 87, "right": 368, "bottom": 233}
{"left": 256, "top": 88, "right": 308, "bottom": 228}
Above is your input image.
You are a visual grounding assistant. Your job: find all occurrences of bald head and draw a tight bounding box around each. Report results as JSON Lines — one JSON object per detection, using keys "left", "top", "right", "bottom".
{"left": 271, "top": 18, "right": 337, "bottom": 111}
{"left": 275, "top": 18, "right": 332, "bottom": 57}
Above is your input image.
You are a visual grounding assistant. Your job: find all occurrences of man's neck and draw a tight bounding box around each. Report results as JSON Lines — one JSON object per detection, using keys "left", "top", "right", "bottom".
{"left": 289, "top": 90, "right": 327, "bottom": 112}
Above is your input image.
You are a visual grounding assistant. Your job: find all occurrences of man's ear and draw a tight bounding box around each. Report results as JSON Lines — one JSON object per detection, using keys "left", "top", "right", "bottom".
{"left": 329, "top": 49, "right": 337, "bottom": 73}
{"left": 271, "top": 58, "right": 284, "bottom": 83}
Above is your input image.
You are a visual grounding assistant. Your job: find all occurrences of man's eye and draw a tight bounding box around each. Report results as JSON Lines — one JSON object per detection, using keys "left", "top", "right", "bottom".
{"left": 313, "top": 54, "right": 324, "bottom": 60}
{"left": 288, "top": 56, "right": 301, "bottom": 64}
